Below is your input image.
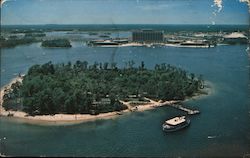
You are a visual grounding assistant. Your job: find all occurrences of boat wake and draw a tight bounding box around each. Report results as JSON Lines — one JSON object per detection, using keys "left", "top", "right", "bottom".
{"left": 207, "top": 135, "right": 217, "bottom": 139}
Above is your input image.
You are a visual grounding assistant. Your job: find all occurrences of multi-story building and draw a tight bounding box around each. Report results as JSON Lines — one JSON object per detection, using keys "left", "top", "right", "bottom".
{"left": 132, "top": 30, "right": 164, "bottom": 43}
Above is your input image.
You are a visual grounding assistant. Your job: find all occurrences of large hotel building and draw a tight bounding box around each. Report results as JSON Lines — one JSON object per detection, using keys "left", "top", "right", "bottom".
{"left": 132, "top": 30, "right": 164, "bottom": 43}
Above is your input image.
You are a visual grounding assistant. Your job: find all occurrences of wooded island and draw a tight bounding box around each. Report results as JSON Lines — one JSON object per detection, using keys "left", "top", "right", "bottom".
{"left": 41, "top": 39, "right": 72, "bottom": 47}
{"left": 2, "top": 61, "right": 204, "bottom": 116}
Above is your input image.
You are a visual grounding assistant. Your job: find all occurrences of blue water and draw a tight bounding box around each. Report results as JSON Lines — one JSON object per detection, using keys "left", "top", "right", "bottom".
{"left": 2, "top": 24, "right": 249, "bottom": 32}
{"left": 0, "top": 42, "right": 249, "bottom": 157}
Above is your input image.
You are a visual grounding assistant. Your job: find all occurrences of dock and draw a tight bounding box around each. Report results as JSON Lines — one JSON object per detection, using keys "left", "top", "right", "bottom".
{"left": 119, "top": 98, "right": 199, "bottom": 115}
{"left": 169, "top": 104, "right": 200, "bottom": 115}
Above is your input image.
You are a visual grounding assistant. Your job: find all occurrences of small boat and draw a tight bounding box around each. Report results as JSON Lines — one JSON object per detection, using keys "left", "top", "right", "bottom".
{"left": 207, "top": 135, "right": 217, "bottom": 139}
{"left": 162, "top": 116, "right": 190, "bottom": 132}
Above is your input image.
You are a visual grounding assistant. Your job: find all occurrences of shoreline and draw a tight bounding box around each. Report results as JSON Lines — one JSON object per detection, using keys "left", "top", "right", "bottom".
{"left": 0, "top": 76, "right": 211, "bottom": 125}
{"left": 185, "top": 80, "right": 214, "bottom": 101}
{"left": 91, "top": 43, "right": 215, "bottom": 48}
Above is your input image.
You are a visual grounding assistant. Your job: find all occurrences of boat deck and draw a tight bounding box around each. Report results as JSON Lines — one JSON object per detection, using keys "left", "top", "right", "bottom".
{"left": 165, "top": 116, "right": 186, "bottom": 126}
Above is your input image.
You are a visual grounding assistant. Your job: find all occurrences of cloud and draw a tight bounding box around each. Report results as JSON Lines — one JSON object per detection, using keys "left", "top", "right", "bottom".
{"left": 239, "top": 0, "right": 250, "bottom": 4}
{"left": 213, "top": 0, "right": 250, "bottom": 13}
{"left": 213, "top": 0, "right": 223, "bottom": 12}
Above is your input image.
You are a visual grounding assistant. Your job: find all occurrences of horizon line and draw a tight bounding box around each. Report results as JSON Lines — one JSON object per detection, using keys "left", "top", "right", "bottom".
{"left": 1, "top": 24, "right": 249, "bottom": 26}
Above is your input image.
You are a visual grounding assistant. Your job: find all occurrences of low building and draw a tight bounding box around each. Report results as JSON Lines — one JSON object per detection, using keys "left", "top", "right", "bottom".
{"left": 92, "top": 98, "right": 111, "bottom": 106}
{"left": 223, "top": 32, "right": 248, "bottom": 44}
{"left": 132, "top": 30, "right": 164, "bottom": 43}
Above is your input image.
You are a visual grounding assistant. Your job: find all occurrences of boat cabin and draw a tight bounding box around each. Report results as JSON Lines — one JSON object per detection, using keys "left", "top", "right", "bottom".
{"left": 165, "top": 116, "right": 186, "bottom": 126}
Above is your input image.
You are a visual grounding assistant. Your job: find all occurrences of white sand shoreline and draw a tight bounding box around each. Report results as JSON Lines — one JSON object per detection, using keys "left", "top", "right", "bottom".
{"left": 0, "top": 76, "right": 211, "bottom": 125}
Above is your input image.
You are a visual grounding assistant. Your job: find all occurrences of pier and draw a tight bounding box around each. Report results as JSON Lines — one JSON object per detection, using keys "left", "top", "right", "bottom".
{"left": 169, "top": 104, "right": 200, "bottom": 115}
{"left": 119, "top": 98, "right": 200, "bottom": 115}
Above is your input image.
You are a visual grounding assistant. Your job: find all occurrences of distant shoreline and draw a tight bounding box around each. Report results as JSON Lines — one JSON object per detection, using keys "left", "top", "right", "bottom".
{"left": 92, "top": 42, "right": 216, "bottom": 48}
{"left": 0, "top": 76, "right": 211, "bottom": 125}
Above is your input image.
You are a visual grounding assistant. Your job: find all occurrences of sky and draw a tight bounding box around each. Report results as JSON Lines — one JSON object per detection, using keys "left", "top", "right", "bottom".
{"left": 1, "top": 0, "right": 249, "bottom": 25}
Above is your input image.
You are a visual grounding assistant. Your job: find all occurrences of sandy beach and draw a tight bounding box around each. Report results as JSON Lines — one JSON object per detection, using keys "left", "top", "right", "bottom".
{"left": 0, "top": 76, "right": 210, "bottom": 125}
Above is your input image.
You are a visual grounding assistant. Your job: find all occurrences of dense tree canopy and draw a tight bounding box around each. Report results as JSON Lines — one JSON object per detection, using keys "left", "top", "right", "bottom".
{"left": 0, "top": 38, "right": 37, "bottom": 48}
{"left": 41, "top": 39, "right": 72, "bottom": 48}
{"left": 3, "top": 61, "right": 204, "bottom": 116}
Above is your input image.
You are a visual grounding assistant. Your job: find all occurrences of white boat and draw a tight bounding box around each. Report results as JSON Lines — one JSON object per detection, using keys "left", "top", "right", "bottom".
{"left": 162, "top": 116, "right": 190, "bottom": 132}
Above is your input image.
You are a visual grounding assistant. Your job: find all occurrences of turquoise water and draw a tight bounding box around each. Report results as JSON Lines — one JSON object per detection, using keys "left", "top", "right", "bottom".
{"left": 0, "top": 42, "right": 249, "bottom": 157}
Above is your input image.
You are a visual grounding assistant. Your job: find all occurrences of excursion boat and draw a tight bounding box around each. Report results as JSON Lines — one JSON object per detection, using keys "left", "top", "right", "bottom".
{"left": 87, "top": 40, "right": 119, "bottom": 47}
{"left": 88, "top": 39, "right": 129, "bottom": 47}
{"left": 179, "top": 40, "right": 215, "bottom": 48}
{"left": 162, "top": 116, "right": 190, "bottom": 132}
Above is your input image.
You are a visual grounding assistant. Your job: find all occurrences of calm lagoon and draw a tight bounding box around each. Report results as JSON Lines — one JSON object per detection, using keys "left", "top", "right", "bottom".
{"left": 0, "top": 42, "right": 249, "bottom": 157}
